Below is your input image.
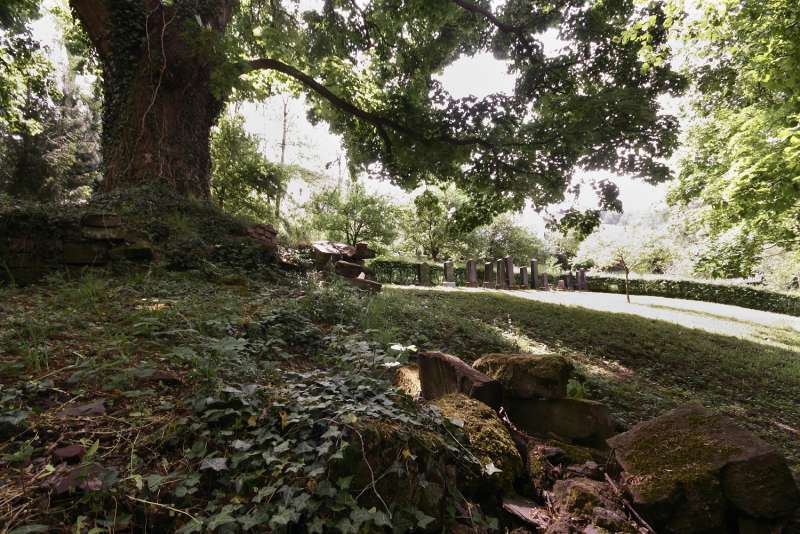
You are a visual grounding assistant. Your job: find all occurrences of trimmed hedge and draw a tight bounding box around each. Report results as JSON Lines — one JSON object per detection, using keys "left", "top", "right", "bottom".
{"left": 587, "top": 274, "right": 800, "bottom": 317}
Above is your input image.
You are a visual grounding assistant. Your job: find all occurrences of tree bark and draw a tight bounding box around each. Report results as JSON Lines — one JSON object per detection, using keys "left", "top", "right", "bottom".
{"left": 70, "top": 0, "right": 234, "bottom": 198}
{"left": 624, "top": 268, "right": 630, "bottom": 303}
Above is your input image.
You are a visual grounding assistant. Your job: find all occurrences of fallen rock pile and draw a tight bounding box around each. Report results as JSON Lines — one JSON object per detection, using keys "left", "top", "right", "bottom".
{"left": 312, "top": 240, "right": 382, "bottom": 291}
{"left": 394, "top": 351, "right": 800, "bottom": 533}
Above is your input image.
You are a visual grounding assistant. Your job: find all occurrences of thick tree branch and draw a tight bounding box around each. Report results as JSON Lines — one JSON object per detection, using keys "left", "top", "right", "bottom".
{"left": 69, "top": 0, "right": 112, "bottom": 59}
{"left": 244, "top": 57, "right": 499, "bottom": 150}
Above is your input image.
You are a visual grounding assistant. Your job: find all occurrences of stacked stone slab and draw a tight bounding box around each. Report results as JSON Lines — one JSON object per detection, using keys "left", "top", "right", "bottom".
{"left": 311, "top": 240, "right": 375, "bottom": 267}
{"left": 312, "top": 240, "right": 381, "bottom": 291}
{"left": 416, "top": 351, "right": 503, "bottom": 410}
{"left": 244, "top": 223, "right": 278, "bottom": 250}
{"left": 407, "top": 350, "right": 799, "bottom": 533}
{"left": 1, "top": 212, "right": 155, "bottom": 285}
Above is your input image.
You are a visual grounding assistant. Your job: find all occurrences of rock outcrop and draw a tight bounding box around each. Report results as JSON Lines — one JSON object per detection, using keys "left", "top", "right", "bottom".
{"left": 607, "top": 403, "right": 800, "bottom": 533}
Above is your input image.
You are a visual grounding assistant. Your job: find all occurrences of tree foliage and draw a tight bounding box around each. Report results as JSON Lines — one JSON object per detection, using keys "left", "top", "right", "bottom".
{"left": 671, "top": 0, "right": 800, "bottom": 267}
{"left": 0, "top": 5, "right": 101, "bottom": 202}
{"left": 306, "top": 182, "right": 399, "bottom": 248}
{"left": 59, "top": 0, "right": 681, "bottom": 213}
{"left": 210, "top": 113, "right": 288, "bottom": 222}
{"left": 474, "top": 214, "right": 547, "bottom": 263}
{"left": 0, "top": 2, "right": 56, "bottom": 136}
{"left": 400, "top": 186, "right": 476, "bottom": 261}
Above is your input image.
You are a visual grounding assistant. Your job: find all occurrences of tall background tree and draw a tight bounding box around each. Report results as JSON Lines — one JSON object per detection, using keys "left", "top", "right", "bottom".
{"left": 400, "top": 185, "right": 475, "bottom": 261}
{"left": 671, "top": 0, "right": 800, "bottom": 277}
{"left": 62, "top": 0, "right": 681, "bottom": 223}
{"left": 1, "top": 1, "right": 102, "bottom": 203}
{"left": 210, "top": 112, "right": 288, "bottom": 221}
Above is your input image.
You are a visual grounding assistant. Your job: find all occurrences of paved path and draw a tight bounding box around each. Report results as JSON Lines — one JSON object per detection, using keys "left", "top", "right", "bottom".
{"left": 395, "top": 285, "right": 800, "bottom": 344}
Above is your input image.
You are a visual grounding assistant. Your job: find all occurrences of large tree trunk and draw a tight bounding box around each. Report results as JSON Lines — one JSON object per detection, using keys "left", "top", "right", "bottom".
{"left": 70, "top": 0, "right": 235, "bottom": 198}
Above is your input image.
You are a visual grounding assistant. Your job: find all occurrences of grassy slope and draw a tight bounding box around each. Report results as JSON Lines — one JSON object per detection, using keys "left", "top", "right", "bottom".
{"left": 364, "top": 288, "right": 800, "bottom": 472}
{"left": 2, "top": 270, "right": 490, "bottom": 532}
{"left": 3, "top": 270, "right": 799, "bottom": 530}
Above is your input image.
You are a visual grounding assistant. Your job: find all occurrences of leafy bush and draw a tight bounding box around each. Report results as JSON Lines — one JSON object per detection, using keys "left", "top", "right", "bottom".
{"left": 587, "top": 273, "right": 800, "bottom": 316}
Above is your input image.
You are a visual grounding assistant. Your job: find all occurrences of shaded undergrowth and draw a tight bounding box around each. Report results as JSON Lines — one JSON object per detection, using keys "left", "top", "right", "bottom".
{"left": 364, "top": 288, "right": 800, "bottom": 473}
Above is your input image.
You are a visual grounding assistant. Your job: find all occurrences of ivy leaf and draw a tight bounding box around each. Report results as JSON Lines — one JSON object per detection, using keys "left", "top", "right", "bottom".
{"left": 414, "top": 509, "right": 436, "bottom": 529}
{"left": 483, "top": 462, "right": 502, "bottom": 476}
{"left": 200, "top": 457, "right": 228, "bottom": 471}
{"left": 448, "top": 417, "right": 465, "bottom": 428}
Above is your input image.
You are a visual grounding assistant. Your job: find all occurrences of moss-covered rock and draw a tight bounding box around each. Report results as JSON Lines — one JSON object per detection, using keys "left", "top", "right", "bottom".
{"left": 433, "top": 393, "right": 523, "bottom": 493}
{"left": 608, "top": 404, "right": 800, "bottom": 533}
{"left": 552, "top": 477, "right": 610, "bottom": 515}
{"left": 473, "top": 353, "right": 573, "bottom": 399}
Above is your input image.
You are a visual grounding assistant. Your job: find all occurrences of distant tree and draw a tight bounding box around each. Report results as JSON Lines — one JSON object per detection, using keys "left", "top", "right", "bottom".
{"left": 306, "top": 182, "right": 398, "bottom": 248}
{"left": 0, "top": 9, "right": 101, "bottom": 203}
{"left": 210, "top": 113, "right": 288, "bottom": 222}
{"left": 0, "top": 1, "right": 54, "bottom": 135}
{"left": 401, "top": 186, "right": 474, "bottom": 261}
{"left": 476, "top": 214, "right": 547, "bottom": 263}
{"left": 545, "top": 229, "right": 583, "bottom": 270}
{"left": 577, "top": 224, "right": 675, "bottom": 302}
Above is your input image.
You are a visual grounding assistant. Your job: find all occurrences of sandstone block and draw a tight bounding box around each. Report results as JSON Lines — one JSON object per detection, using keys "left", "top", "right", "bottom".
{"left": 417, "top": 351, "right": 502, "bottom": 410}
{"left": 607, "top": 404, "right": 800, "bottom": 533}
{"left": 505, "top": 398, "right": 616, "bottom": 447}
{"left": 473, "top": 353, "right": 573, "bottom": 399}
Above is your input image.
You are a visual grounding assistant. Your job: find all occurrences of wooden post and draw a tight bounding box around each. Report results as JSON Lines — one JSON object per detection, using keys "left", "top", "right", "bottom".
{"left": 530, "top": 259, "right": 538, "bottom": 289}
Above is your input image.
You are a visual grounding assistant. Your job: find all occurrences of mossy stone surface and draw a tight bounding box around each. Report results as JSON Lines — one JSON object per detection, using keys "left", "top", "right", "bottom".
{"left": 434, "top": 393, "right": 523, "bottom": 492}
{"left": 473, "top": 353, "right": 573, "bottom": 399}
{"left": 608, "top": 404, "right": 800, "bottom": 532}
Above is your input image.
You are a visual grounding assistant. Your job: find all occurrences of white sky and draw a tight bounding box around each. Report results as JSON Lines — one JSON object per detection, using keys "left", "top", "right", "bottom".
{"left": 32, "top": 2, "right": 677, "bottom": 235}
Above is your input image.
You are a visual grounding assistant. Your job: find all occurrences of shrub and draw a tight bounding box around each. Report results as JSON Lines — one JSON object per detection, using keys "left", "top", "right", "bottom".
{"left": 587, "top": 274, "right": 800, "bottom": 316}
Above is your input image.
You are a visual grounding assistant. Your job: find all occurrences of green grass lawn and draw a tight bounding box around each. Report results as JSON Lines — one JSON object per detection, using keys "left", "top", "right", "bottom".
{"left": 363, "top": 288, "right": 800, "bottom": 472}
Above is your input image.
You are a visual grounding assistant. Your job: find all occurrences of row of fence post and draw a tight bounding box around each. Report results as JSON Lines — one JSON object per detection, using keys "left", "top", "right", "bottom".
{"left": 427, "top": 257, "right": 588, "bottom": 291}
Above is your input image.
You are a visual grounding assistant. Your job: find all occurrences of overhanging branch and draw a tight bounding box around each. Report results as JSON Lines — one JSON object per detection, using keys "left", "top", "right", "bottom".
{"left": 244, "top": 57, "right": 498, "bottom": 150}
{"left": 450, "top": 0, "right": 534, "bottom": 49}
